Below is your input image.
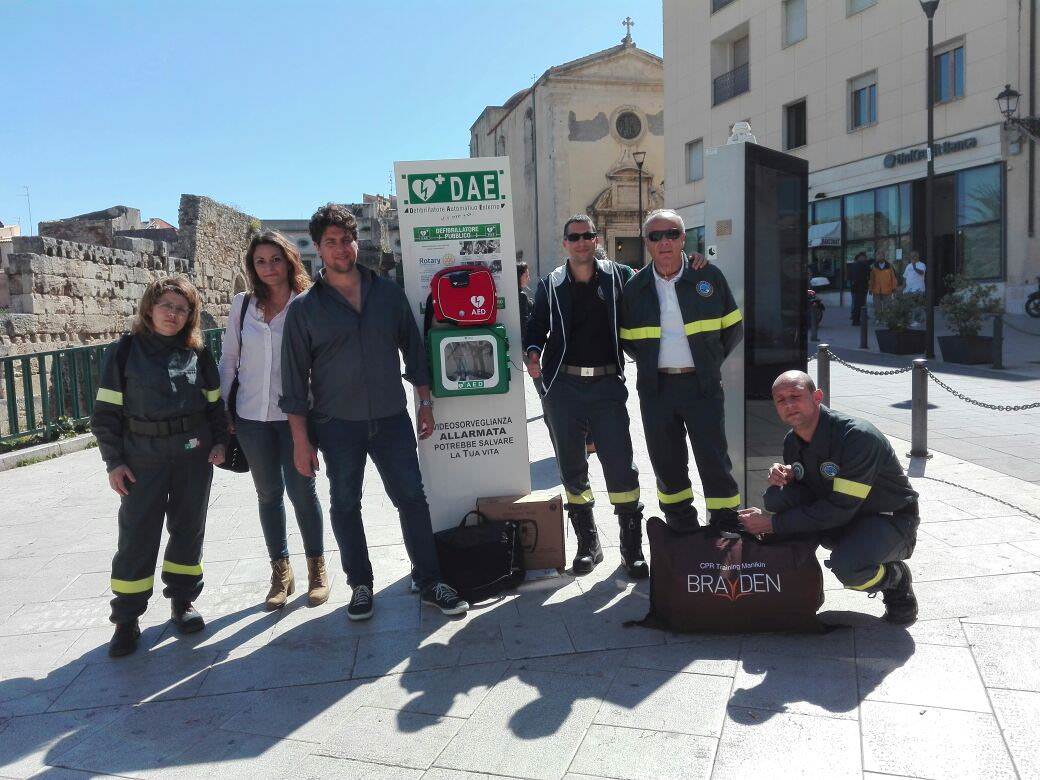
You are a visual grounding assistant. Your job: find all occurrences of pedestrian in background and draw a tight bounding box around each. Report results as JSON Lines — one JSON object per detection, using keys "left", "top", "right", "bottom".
{"left": 517, "top": 259, "right": 531, "bottom": 347}
{"left": 92, "top": 277, "right": 228, "bottom": 658}
{"left": 219, "top": 230, "right": 328, "bottom": 611}
{"left": 847, "top": 252, "right": 870, "bottom": 326}
{"left": 869, "top": 249, "right": 898, "bottom": 316}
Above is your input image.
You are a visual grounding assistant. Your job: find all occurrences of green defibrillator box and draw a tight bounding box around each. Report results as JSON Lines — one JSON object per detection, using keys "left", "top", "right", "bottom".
{"left": 427, "top": 324, "right": 510, "bottom": 398}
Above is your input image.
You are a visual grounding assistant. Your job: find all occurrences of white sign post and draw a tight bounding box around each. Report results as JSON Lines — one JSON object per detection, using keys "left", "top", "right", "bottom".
{"left": 395, "top": 157, "right": 532, "bottom": 532}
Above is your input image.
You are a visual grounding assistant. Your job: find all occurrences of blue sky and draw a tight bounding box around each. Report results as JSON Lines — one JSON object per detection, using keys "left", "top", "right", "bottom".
{"left": 0, "top": 0, "right": 663, "bottom": 230}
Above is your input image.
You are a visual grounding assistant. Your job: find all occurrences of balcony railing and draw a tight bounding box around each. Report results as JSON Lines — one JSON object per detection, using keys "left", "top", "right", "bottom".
{"left": 711, "top": 0, "right": 736, "bottom": 12}
{"left": 713, "top": 62, "right": 750, "bottom": 106}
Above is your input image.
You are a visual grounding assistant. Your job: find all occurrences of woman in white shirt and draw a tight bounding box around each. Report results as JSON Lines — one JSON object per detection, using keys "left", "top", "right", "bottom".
{"left": 219, "top": 231, "right": 327, "bottom": 610}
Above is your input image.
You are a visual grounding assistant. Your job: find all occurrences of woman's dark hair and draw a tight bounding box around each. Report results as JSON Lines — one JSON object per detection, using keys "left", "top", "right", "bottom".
{"left": 308, "top": 203, "right": 358, "bottom": 245}
{"left": 243, "top": 230, "right": 312, "bottom": 302}
{"left": 516, "top": 260, "right": 528, "bottom": 285}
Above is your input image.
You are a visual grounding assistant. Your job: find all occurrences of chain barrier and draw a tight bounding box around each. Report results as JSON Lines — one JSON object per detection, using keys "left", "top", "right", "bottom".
{"left": 923, "top": 368, "right": 1040, "bottom": 412}
{"left": 1001, "top": 318, "right": 1040, "bottom": 337}
{"left": 815, "top": 347, "right": 1040, "bottom": 411}
{"left": 915, "top": 475, "right": 1040, "bottom": 523}
{"left": 821, "top": 348, "right": 914, "bottom": 376}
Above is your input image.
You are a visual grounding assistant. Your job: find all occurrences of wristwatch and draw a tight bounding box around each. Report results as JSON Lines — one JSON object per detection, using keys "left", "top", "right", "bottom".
{"left": 418, "top": 399, "right": 434, "bottom": 408}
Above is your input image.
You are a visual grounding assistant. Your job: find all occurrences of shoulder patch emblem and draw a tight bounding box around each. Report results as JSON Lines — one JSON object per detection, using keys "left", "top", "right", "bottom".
{"left": 696, "top": 280, "right": 714, "bottom": 298}
{"left": 791, "top": 462, "right": 805, "bottom": 481}
{"left": 820, "top": 461, "right": 840, "bottom": 479}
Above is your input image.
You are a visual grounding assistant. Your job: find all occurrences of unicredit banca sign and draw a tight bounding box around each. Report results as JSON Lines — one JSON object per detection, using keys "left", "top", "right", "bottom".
{"left": 884, "top": 137, "right": 978, "bottom": 168}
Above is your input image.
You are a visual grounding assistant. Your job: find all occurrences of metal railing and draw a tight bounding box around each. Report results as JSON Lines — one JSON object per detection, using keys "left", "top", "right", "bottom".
{"left": 0, "top": 328, "right": 225, "bottom": 445}
{"left": 713, "top": 62, "right": 749, "bottom": 105}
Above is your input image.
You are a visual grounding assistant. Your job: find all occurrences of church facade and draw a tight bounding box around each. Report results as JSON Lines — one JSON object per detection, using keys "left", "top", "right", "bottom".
{"left": 470, "top": 32, "right": 664, "bottom": 278}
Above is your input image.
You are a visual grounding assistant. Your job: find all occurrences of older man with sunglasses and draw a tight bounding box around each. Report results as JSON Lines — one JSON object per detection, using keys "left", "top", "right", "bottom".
{"left": 620, "top": 209, "right": 744, "bottom": 534}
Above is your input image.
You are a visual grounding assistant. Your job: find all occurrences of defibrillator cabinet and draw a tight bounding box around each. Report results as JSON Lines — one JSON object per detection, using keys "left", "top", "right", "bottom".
{"left": 427, "top": 324, "right": 510, "bottom": 398}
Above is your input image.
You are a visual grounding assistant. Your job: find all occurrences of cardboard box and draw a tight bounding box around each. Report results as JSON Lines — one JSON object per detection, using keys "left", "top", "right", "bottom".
{"left": 477, "top": 490, "right": 565, "bottom": 571}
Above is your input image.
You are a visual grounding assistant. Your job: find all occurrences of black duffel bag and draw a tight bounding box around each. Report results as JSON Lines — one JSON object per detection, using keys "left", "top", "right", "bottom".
{"left": 434, "top": 510, "right": 525, "bottom": 603}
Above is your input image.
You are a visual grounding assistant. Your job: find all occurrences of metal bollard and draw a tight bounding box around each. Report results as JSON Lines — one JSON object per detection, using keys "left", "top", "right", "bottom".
{"left": 909, "top": 358, "right": 931, "bottom": 458}
{"left": 817, "top": 344, "right": 830, "bottom": 407}
{"left": 860, "top": 310, "right": 869, "bottom": 349}
{"left": 992, "top": 314, "right": 1004, "bottom": 370}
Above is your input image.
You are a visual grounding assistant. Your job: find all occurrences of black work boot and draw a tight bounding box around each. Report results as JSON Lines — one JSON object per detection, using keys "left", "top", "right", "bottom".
{"left": 171, "top": 600, "right": 206, "bottom": 634}
{"left": 569, "top": 509, "right": 603, "bottom": 575}
{"left": 664, "top": 507, "right": 700, "bottom": 534}
{"left": 618, "top": 514, "right": 649, "bottom": 580}
{"left": 708, "top": 510, "right": 741, "bottom": 539}
{"left": 108, "top": 621, "right": 141, "bottom": 658}
{"left": 881, "top": 561, "right": 918, "bottom": 624}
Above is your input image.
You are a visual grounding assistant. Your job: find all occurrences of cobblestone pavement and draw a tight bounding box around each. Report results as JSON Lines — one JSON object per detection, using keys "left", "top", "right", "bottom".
{"left": 1, "top": 361, "right": 1039, "bottom": 779}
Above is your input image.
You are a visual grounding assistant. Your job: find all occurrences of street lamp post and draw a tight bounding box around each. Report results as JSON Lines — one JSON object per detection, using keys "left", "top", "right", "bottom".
{"left": 634, "top": 150, "right": 647, "bottom": 266}
{"left": 921, "top": 0, "right": 940, "bottom": 359}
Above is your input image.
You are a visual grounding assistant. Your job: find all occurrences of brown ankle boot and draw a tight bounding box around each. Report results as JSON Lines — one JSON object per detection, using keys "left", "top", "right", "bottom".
{"left": 307, "top": 556, "right": 330, "bottom": 606}
{"left": 265, "top": 558, "right": 295, "bottom": 610}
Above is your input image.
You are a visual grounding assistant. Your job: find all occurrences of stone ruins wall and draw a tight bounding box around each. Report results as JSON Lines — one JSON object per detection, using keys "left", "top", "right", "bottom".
{"left": 0, "top": 195, "right": 256, "bottom": 359}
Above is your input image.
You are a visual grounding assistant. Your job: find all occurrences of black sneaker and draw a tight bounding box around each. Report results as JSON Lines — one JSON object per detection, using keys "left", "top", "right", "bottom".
{"left": 421, "top": 582, "right": 470, "bottom": 615}
{"left": 108, "top": 621, "right": 141, "bottom": 658}
{"left": 347, "top": 585, "right": 374, "bottom": 621}
{"left": 171, "top": 601, "right": 205, "bottom": 634}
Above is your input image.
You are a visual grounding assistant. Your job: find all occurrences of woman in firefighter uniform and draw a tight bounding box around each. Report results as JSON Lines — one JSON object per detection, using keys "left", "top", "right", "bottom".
{"left": 91, "top": 277, "right": 228, "bottom": 657}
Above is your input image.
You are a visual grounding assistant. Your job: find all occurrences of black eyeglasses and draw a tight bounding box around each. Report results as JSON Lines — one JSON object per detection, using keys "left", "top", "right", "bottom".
{"left": 646, "top": 228, "right": 683, "bottom": 243}
{"left": 565, "top": 231, "right": 597, "bottom": 242}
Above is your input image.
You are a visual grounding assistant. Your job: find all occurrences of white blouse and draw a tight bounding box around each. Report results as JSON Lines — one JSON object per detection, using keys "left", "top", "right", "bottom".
{"left": 218, "top": 291, "right": 298, "bottom": 423}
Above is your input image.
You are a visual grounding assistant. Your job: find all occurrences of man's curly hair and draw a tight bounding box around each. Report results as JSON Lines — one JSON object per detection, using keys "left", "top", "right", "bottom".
{"left": 308, "top": 203, "right": 358, "bottom": 245}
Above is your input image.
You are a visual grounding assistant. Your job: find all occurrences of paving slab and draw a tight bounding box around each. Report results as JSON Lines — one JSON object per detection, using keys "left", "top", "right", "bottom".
{"left": 435, "top": 670, "right": 611, "bottom": 780}
{"left": 989, "top": 688, "right": 1040, "bottom": 780}
{"left": 0, "top": 706, "right": 126, "bottom": 779}
{"left": 857, "top": 642, "right": 991, "bottom": 712}
{"left": 569, "top": 724, "right": 717, "bottom": 780}
{"left": 318, "top": 706, "right": 464, "bottom": 770}
{"left": 300, "top": 754, "right": 424, "bottom": 779}
{"left": 596, "top": 667, "right": 731, "bottom": 737}
{"left": 962, "top": 622, "right": 1040, "bottom": 692}
{"left": 713, "top": 707, "right": 861, "bottom": 779}
{"left": 860, "top": 701, "right": 1016, "bottom": 779}
{"left": 730, "top": 652, "right": 859, "bottom": 720}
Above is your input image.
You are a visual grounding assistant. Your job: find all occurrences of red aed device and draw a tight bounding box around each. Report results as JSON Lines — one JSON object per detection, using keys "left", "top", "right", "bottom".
{"left": 429, "top": 265, "right": 498, "bottom": 326}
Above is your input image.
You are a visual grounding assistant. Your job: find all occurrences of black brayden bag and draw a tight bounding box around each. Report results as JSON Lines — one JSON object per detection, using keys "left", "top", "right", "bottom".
{"left": 434, "top": 511, "right": 525, "bottom": 603}
{"left": 216, "top": 294, "right": 251, "bottom": 473}
{"left": 636, "top": 517, "right": 825, "bottom": 633}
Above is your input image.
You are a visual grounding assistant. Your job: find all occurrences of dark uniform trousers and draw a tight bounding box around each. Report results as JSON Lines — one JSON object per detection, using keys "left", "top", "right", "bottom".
{"left": 111, "top": 429, "right": 213, "bottom": 624}
{"left": 541, "top": 373, "right": 641, "bottom": 514}
{"left": 769, "top": 482, "right": 919, "bottom": 590}
{"left": 640, "top": 373, "right": 740, "bottom": 525}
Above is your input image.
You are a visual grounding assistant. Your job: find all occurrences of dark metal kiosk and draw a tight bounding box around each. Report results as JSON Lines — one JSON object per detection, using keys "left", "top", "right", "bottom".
{"left": 704, "top": 140, "right": 809, "bottom": 507}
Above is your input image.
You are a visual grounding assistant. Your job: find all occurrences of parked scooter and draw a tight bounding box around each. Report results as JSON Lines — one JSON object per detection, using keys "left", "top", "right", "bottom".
{"left": 1027, "top": 276, "right": 1040, "bottom": 318}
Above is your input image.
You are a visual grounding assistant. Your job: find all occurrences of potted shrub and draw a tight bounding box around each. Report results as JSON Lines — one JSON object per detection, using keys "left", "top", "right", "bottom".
{"left": 938, "top": 275, "right": 1003, "bottom": 364}
{"left": 874, "top": 292, "right": 927, "bottom": 354}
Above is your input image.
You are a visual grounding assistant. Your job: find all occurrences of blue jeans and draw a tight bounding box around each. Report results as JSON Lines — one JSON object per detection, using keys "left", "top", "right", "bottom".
{"left": 313, "top": 410, "right": 441, "bottom": 589}
{"left": 235, "top": 417, "right": 324, "bottom": 560}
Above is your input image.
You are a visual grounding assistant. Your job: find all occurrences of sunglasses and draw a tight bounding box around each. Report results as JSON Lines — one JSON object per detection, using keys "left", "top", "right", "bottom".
{"left": 646, "top": 228, "right": 684, "bottom": 243}
{"left": 565, "top": 231, "right": 597, "bottom": 242}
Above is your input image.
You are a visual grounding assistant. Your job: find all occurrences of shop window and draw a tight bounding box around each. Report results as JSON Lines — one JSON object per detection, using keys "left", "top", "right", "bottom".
{"left": 811, "top": 198, "right": 841, "bottom": 225}
{"left": 783, "top": 0, "right": 806, "bottom": 47}
{"left": 684, "top": 226, "right": 705, "bottom": 257}
{"left": 686, "top": 139, "right": 704, "bottom": 183}
{"left": 784, "top": 100, "right": 807, "bottom": 150}
{"left": 935, "top": 44, "right": 965, "bottom": 104}
{"left": 849, "top": 72, "right": 877, "bottom": 130}
{"left": 844, "top": 191, "right": 875, "bottom": 240}
{"left": 956, "top": 164, "right": 1003, "bottom": 279}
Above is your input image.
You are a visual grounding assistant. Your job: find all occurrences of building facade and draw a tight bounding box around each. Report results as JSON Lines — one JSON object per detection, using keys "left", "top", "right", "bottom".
{"left": 470, "top": 32, "right": 664, "bottom": 277}
{"left": 664, "top": 0, "right": 1039, "bottom": 312}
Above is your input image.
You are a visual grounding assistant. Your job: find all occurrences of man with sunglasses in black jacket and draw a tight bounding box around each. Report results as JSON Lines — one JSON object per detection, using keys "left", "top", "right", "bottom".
{"left": 620, "top": 209, "right": 744, "bottom": 535}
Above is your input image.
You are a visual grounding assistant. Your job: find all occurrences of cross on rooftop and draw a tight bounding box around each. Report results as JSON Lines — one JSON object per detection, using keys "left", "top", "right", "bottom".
{"left": 622, "top": 16, "right": 634, "bottom": 44}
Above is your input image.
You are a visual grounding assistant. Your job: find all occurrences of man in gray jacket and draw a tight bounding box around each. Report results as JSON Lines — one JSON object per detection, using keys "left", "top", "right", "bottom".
{"left": 280, "top": 203, "right": 468, "bottom": 621}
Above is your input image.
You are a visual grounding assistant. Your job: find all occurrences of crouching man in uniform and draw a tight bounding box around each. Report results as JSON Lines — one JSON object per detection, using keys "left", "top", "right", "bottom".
{"left": 738, "top": 370, "right": 919, "bottom": 623}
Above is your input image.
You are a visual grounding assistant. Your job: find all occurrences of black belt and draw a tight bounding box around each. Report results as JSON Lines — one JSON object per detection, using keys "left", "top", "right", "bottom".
{"left": 658, "top": 367, "right": 696, "bottom": 375}
{"left": 127, "top": 413, "right": 207, "bottom": 437}
{"left": 560, "top": 364, "right": 617, "bottom": 377}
